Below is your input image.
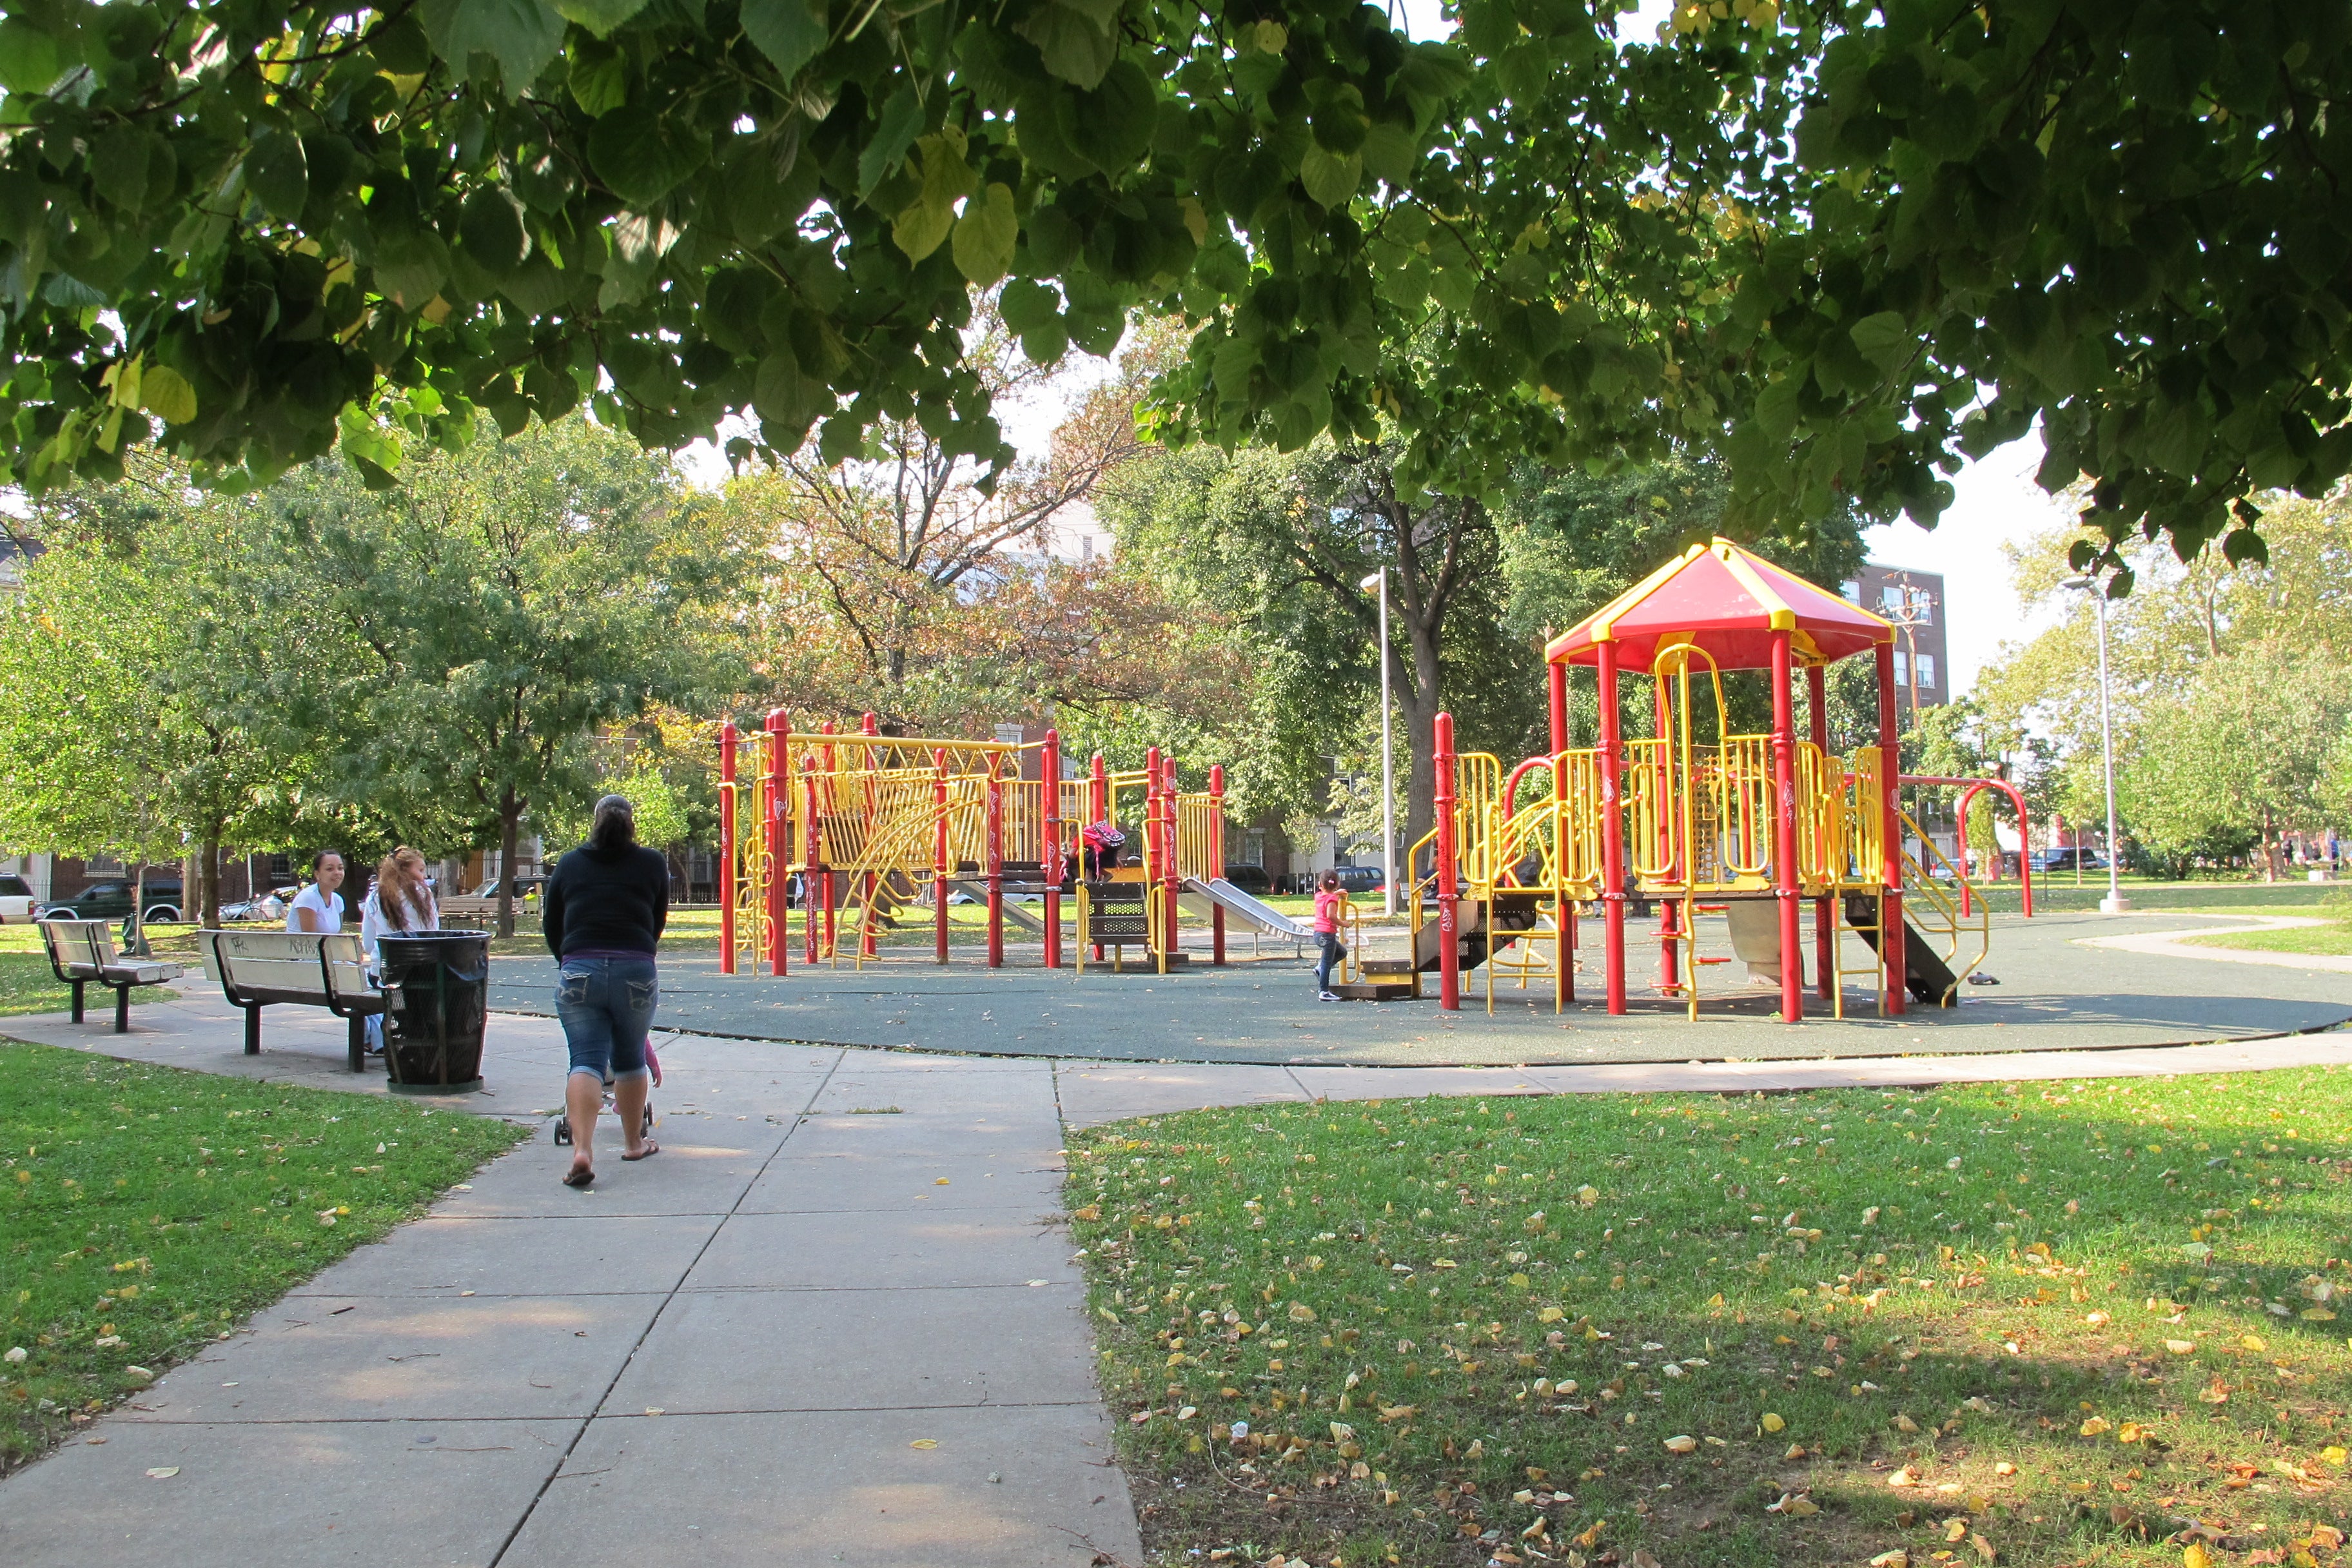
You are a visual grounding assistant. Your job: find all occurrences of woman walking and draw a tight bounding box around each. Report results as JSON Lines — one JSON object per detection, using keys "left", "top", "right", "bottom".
{"left": 1313, "top": 870, "right": 1345, "bottom": 1001}
{"left": 545, "top": 794, "right": 669, "bottom": 1188}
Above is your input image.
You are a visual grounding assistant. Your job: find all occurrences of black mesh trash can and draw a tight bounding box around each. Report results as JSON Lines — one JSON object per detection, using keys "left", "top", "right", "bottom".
{"left": 377, "top": 931, "right": 491, "bottom": 1094}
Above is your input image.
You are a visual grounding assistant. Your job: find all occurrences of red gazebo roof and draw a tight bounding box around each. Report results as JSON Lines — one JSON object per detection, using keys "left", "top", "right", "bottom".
{"left": 1545, "top": 538, "right": 1894, "bottom": 672}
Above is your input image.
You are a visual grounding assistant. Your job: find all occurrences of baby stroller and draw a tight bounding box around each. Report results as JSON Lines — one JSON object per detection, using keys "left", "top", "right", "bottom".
{"left": 553, "top": 1042, "right": 660, "bottom": 1146}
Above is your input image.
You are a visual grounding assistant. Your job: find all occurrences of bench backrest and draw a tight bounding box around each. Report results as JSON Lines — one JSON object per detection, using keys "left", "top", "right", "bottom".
{"left": 199, "top": 930, "right": 373, "bottom": 1007}
{"left": 39, "top": 917, "right": 117, "bottom": 975}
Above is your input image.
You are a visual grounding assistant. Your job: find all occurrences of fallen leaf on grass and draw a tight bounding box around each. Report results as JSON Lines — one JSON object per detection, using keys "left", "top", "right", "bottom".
{"left": 1869, "top": 1553, "right": 1910, "bottom": 1568}
{"left": 1663, "top": 1435, "right": 1698, "bottom": 1453}
{"left": 1887, "top": 1467, "right": 1917, "bottom": 1487}
{"left": 2164, "top": 1339, "right": 2197, "bottom": 1355}
{"left": 2184, "top": 1545, "right": 2213, "bottom": 1568}
{"left": 1945, "top": 1519, "right": 1970, "bottom": 1542}
{"left": 1761, "top": 1412, "right": 1785, "bottom": 1433}
{"left": 1970, "top": 1532, "right": 1995, "bottom": 1562}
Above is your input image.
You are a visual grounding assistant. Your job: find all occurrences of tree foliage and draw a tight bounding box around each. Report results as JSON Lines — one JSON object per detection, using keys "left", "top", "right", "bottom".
{"left": 5, "top": 2, "right": 2346, "bottom": 565}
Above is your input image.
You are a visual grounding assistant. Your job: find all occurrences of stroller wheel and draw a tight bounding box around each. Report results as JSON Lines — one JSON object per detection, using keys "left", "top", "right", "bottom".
{"left": 553, "top": 1117, "right": 573, "bottom": 1146}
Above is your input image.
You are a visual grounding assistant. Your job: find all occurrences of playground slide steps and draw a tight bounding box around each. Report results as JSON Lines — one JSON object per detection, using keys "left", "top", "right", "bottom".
{"left": 1839, "top": 894, "right": 1961, "bottom": 1006}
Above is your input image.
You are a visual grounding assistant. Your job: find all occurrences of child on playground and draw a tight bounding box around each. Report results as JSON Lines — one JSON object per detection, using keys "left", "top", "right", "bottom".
{"left": 1314, "top": 871, "right": 1345, "bottom": 1001}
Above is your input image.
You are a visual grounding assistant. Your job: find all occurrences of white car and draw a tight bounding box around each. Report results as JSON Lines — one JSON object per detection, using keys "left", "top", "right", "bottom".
{"left": 0, "top": 873, "right": 32, "bottom": 922}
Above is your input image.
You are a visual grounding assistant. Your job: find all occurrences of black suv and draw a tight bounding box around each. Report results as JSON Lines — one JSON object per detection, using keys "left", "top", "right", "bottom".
{"left": 1220, "top": 865, "right": 1275, "bottom": 896}
{"left": 39, "top": 879, "right": 184, "bottom": 923}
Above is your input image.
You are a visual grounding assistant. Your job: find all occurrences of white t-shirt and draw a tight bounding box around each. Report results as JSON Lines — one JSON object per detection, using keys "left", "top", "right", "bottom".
{"left": 286, "top": 883, "right": 344, "bottom": 934}
{"left": 359, "top": 884, "right": 438, "bottom": 959}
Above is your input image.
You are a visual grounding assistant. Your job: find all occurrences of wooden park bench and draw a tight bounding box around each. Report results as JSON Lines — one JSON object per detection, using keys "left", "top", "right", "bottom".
{"left": 195, "top": 929, "right": 384, "bottom": 1072}
{"left": 38, "top": 918, "right": 185, "bottom": 1034}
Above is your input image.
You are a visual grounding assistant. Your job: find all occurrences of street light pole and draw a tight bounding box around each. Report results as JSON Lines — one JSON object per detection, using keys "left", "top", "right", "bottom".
{"left": 2062, "top": 576, "right": 2130, "bottom": 914}
{"left": 1362, "top": 568, "right": 1397, "bottom": 916}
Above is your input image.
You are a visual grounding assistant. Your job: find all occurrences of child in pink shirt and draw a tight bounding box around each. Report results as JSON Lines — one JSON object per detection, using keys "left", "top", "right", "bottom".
{"left": 1313, "top": 872, "right": 1345, "bottom": 1000}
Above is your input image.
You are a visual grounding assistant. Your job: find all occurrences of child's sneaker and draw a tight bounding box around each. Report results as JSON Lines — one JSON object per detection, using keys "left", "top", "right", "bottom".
{"left": 1318, "top": 990, "right": 1340, "bottom": 1001}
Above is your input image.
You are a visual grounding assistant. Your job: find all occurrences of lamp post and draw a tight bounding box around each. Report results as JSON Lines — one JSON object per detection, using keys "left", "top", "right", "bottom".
{"left": 2060, "top": 575, "right": 2130, "bottom": 914}
{"left": 1361, "top": 568, "right": 1397, "bottom": 916}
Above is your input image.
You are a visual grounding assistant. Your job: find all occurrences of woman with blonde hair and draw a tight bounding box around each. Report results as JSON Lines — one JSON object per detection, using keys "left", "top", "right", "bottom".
{"left": 358, "top": 848, "right": 438, "bottom": 1057}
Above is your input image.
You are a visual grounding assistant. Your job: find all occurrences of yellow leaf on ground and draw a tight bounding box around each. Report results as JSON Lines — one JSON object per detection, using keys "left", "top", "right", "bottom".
{"left": 1761, "top": 1412, "right": 1785, "bottom": 1433}
{"left": 2163, "top": 1339, "right": 2196, "bottom": 1355}
{"left": 1663, "top": 1435, "right": 1698, "bottom": 1453}
{"left": 2184, "top": 1544, "right": 2213, "bottom": 1568}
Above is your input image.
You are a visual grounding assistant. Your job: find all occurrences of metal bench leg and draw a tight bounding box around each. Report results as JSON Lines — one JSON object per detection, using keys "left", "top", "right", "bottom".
{"left": 113, "top": 985, "right": 132, "bottom": 1034}
{"left": 70, "top": 980, "right": 84, "bottom": 1024}
{"left": 348, "top": 1014, "right": 367, "bottom": 1073}
{"left": 243, "top": 1003, "right": 263, "bottom": 1055}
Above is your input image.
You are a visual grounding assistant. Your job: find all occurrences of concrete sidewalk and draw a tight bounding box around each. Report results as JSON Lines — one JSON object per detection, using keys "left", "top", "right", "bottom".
{"left": 0, "top": 1025, "right": 1137, "bottom": 1568}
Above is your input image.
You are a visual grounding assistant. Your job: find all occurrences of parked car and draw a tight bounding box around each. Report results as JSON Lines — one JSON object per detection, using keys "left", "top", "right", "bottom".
{"left": 2030, "top": 847, "right": 2107, "bottom": 873}
{"left": 1220, "top": 864, "right": 1274, "bottom": 896}
{"left": 39, "top": 878, "right": 183, "bottom": 923}
{"left": 1330, "top": 865, "right": 1386, "bottom": 896}
{"left": 467, "top": 875, "right": 545, "bottom": 901}
{"left": 0, "top": 873, "right": 33, "bottom": 922}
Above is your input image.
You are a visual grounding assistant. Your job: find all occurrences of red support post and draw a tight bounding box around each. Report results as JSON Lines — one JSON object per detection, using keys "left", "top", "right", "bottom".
{"left": 1770, "top": 631, "right": 1804, "bottom": 1024}
{"left": 1877, "top": 641, "right": 1906, "bottom": 1014}
{"left": 1808, "top": 663, "right": 1832, "bottom": 999}
{"left": 1434, "top": 712, "right": 1461, "bottom": 1011}
{"left": 986, "top": 757, "right": 1005, "bottom": 968}
{"left": 818, "top": 721, "right": 838, "bottom": 961}
{"left": 1547, "top": 658, "right": 1568, "bottom": 756}
{"left": 1209, "top": 763, "right": 1227, "bottom": 965}
{"left": 1042, "top": 729, "right": 1063, "bottom": 968}
{"left": 765, "top": 709, "right": 789, "bottom": 976}
{"left": 1090, "top": 752, "right": 1108, "bottom": 961}
{"left": 1654, "top": 675, "right": 1678, "bottom": 996}
{"left": 720, "top": 719, "right": 738, "bottom": 975}
{"left": 1161, "top": 754, "right": 1182, "bottom": 970}
{"left": 932, "top": 747, "right": 950, "bottom": 965}
{"left": 1598, "top": 644, "right": 1627, "bottom": 1014}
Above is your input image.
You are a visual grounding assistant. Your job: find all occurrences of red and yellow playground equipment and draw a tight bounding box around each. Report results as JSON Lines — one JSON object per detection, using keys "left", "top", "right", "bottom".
{"left": 710, "top": 714, "right": 1257, "bottom": 976}
{"left": 1392, "top": 538, "right": 1992, "bottom": 1021}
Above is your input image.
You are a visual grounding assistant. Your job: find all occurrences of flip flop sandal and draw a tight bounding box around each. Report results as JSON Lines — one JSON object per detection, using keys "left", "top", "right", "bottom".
{"left": 622, "top": 1141, "right": 660, "bottom": 1162}
{"left": 562, "top": 1162, "right": 595, "bottom": 1188}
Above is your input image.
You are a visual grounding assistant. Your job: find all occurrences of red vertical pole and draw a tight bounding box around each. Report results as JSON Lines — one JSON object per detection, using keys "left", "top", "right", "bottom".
{"left": 986, "top": 756, "right": 1005, "bottom": 968}
{"left": 1434, "top": 713, "right": 1460, "bottom": 1010}
{"left": 1877, "top": 640, "right": 1907, "bottom": 1014}
{"left": 720, "top": 720, "right": 738, "bottom": 975}
{"left": 1144, "top": 746, "right": 1164, "bottom": 972}
{"left": 2015, "top": 787, "right": 2036, "bottom": 917}
{"left": 1043, "top": 729, "right": 1063, "bottom": 968}
{"left": 1162, "top": 754, "right": 1182, "bottom": 968}
{"left": 1090, "top": 752, "right": 1108, "bottom": 961}
{"left": 765, "top": 709, "right": 789, "bottom": 976}
{"left": 1547, "top": 658, "right": 1569, "bottom": 757}
{"left": 1209, "top": 763, "right": 1227, "bottom": 965}
{"left": 859, "top": 712, "right": 881, "bottom": 958}
{"left": 1770, "top": 630, "right": 1804, "bottom": 1023}
{"left": 932, "top": 748, "right": 950, "bottom": 965}
{"left": 802, "top": 760, "right": 822, "bottom": 965}
{"left": 1808, "top": 663, "right": 1832, "bottom": 999}
{"left": 1955, "top": 783, "right": 1977, "bottom": 921}
{"left": 1598, "top": 645, "right": 1627, "bottom": 1015}
{"left": 1654, "top": 676, "right": 1678, "bottom": 996}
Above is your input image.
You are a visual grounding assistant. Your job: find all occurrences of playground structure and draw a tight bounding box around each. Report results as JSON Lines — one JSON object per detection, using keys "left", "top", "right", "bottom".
{"left": 1386, "top": 538, "right": 1998, "bottom": 1022}
{"left": 712, "top": 716, "right": 1316, "bottom": 976}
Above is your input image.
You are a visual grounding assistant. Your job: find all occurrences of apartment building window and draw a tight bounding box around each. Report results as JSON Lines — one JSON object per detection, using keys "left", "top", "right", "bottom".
{"left": 1916, "top": 652, "right": 1937, "bottom": 690}
{"left": 1239, "top": 830, "right": 1266, "bottom": 867}
{"left": 1892, "top": 649, "right": 1908, "bottom": 686}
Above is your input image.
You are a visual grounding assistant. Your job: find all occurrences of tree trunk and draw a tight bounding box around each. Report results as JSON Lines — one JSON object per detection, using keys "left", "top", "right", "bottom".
{"left": 126, "top": 863, "right": 148, "bottom": 956}
{"left": 498, "top": 789, "right": 523, "bottom": 939}
{"left": 199, "top": 839, "right": 222, "bottom": 927}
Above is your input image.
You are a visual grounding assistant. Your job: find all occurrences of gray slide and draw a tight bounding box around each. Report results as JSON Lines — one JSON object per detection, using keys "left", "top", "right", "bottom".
{"left": 1179, "top": 877, "right": 1317, "bottom": 940}
{"left": 944, "top": 879, "right": 1048, "bottom": 934}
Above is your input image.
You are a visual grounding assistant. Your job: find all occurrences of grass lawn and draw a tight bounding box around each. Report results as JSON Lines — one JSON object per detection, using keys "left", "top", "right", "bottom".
{"left": 0, "top": 1040, "right": 529, "bottom": 1477}
{"left": 2185, "top": 920, "right": 2352, "bottom": 959}
{"left": 1068, "top": 1070, "right": 2352, "bottom": 1567}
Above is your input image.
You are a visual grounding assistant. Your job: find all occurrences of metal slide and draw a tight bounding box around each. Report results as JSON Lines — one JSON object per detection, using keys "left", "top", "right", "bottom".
{"left": 1178, "top": 877, "right": 1318, "bottom": 941}
{"left": 943, "top": 880, "right": 1048, "bottom": 934}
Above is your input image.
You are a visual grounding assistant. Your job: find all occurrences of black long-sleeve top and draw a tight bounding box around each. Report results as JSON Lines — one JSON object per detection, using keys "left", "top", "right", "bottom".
{"left": 542, "top": 843, "right": 670, "bottom": 960}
